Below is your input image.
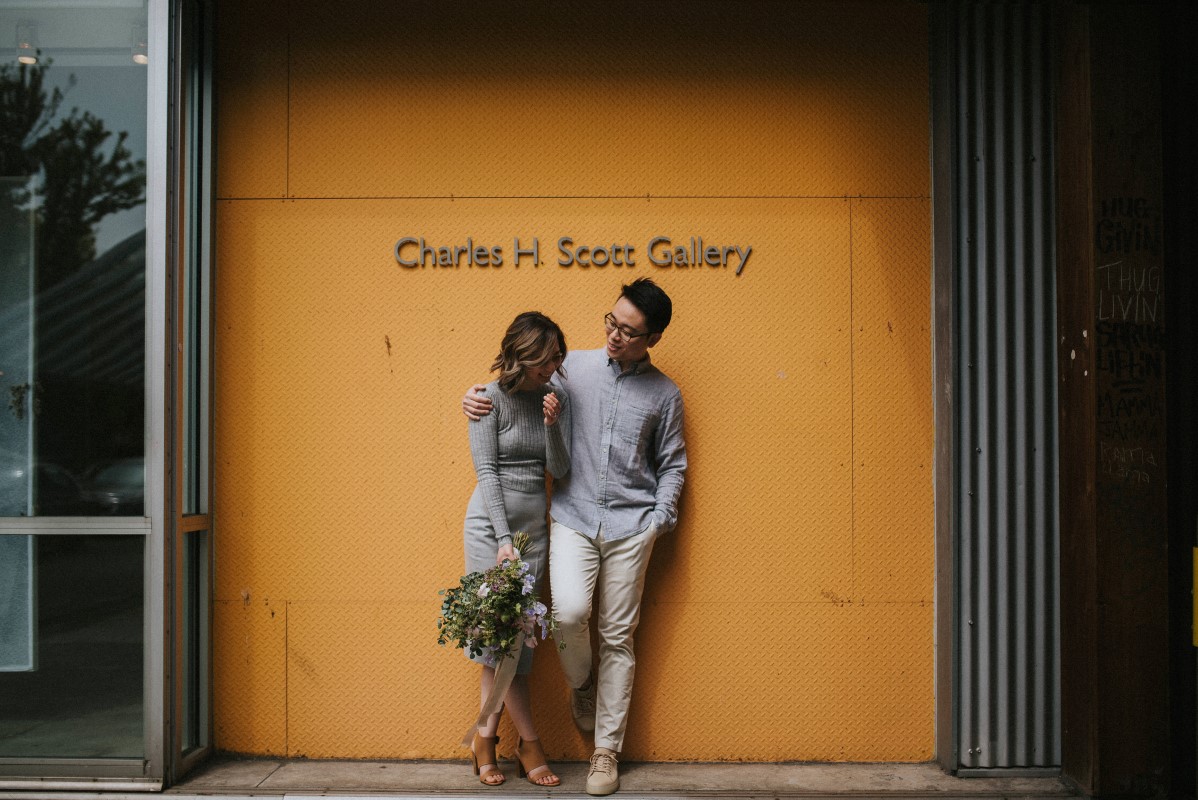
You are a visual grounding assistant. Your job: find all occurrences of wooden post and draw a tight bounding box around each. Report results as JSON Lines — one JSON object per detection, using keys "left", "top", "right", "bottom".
{"left": 1057, "top": 2, "right": 1169, "bottom": 796}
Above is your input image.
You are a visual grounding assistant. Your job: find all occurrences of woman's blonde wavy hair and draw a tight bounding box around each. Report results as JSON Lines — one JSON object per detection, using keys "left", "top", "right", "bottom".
{"left": 491, "top": 311, "right": 567, "bottom": 394}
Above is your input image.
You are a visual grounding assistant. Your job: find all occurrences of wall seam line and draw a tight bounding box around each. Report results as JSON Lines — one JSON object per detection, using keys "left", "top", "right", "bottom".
{"left": 284, "top": 599, "right": 289, "bottom": 757}
{"left": 849, "top": 197, "right": 857, "bottom": 602}
{"left": 285, "top": 0, "right": 291, "bottom": 199}
{"left": 212, "top": 194, "right": 933, "bottom": 202}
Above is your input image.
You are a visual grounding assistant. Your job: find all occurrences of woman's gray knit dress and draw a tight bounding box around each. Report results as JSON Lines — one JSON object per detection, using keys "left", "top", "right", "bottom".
{"left": 464, "top": 380, "right": 570, "bottom": 674}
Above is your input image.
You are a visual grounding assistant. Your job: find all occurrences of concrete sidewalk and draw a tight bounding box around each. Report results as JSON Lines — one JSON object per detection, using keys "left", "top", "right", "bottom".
{"left": 165, "top": 756, "right": 1078, "bottom": 800}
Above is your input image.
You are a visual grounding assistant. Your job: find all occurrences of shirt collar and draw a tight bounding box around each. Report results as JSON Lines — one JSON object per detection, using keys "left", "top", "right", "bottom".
{"left": 606, "top": 352, "right": 652, "bottom": 376}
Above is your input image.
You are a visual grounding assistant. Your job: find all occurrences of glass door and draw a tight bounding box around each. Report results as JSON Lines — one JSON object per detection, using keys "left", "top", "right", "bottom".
{"left": 0, "top": 0, "right": 174, "bottom": 788}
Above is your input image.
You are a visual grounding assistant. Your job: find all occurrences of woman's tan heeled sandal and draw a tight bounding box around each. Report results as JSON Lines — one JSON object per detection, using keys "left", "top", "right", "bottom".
{"left": 470, "top": 733, "right": 505, "bottom": 786}
{"left": 515, "top": 737, "right": 560, "bottom": 787}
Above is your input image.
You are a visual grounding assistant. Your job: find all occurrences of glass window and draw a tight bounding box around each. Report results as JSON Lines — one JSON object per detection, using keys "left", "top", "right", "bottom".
{"left": 1, "top": 2, "right": 149, "bottom": 518}
{"left": 0, "top": 535, "right": 144, "bottom": 758}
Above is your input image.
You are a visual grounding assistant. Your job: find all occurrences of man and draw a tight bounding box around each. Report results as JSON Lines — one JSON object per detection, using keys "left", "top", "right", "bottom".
{"left": 463, "top": 278, "right": 686, "bottom": 795}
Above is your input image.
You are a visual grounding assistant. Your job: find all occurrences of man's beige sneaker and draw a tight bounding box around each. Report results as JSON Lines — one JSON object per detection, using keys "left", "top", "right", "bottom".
{"left": 586, "top": 747, "right": 619, "bottom": 796}
{"left": 571, "top": 676, "right": 597, "bottom": 732}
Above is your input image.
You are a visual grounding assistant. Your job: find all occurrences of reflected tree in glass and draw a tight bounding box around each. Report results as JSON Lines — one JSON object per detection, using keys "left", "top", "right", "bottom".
{"left": 1, "top": 58, "right": 146, "bottom": 516}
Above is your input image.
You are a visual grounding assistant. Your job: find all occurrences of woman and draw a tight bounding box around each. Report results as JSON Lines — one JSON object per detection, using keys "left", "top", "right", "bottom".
{"left": 464, "top": 311, "right": 570, "bottom": 787}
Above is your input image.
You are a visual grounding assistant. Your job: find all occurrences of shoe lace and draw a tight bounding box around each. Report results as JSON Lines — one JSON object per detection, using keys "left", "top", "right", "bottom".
{"left": 590, "top": 751, "right": 617, "bottom": 776}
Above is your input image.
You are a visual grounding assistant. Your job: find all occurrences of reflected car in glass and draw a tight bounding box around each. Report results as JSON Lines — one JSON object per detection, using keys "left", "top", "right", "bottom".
{"left": 81, "top": 457, "right": 144, "bottom": 515}
{"left": 0, "top": 448, "right": 91, "bottom": 516}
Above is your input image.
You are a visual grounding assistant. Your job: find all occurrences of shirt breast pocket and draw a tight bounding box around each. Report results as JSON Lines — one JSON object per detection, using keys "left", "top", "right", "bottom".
{"left": 617, "top": 404, "right": 656, "bottom": 449}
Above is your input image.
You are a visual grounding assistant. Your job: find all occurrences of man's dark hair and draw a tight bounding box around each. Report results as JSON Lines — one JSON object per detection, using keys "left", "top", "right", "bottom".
{"left": 620, "top": 277, "right": 673, "bottom": 334}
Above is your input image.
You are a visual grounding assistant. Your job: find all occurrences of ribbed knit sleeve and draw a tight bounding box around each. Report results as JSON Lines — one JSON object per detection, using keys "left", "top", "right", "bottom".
{"left": 467, "top": 396, "right": 514, "bottom": 547}
{"left": 545, "top": 389, "right": 571, "bottom": 480}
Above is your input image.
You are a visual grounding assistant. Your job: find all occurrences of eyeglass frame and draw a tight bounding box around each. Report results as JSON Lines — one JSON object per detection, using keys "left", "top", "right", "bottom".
{"left": 604, "top": 312, "right": 653, "bottom": 342}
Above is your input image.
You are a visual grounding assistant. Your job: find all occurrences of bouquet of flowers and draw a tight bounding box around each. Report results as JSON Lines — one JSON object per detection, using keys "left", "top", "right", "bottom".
{"left": 437, "top": 532, "right": 560, "bottom": 666}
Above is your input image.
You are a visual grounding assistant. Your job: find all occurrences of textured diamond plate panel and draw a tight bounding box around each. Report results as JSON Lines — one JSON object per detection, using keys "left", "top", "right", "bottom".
{"left": 628, "top": 601, "right": 934, "bottom": 761}
{"left": 851, "top": 199, "right": 934, "bottom": 603}
{"left": 287, "top": 602, "right": 463, "bottom": 759}
{"left": 213, "top": 197, "right": 860, "bottom": 608}
{"left": 213, "top": 194, "right": 932, "bottom": 759}
{"left": 285, "top": 602, "right": 571, "bottom": 760}
{"left": 211, "top": 0, "right": 934, "bottom": 763}
{"left": 215, "top": 0, "right": 288, "bottom": 199}
{"left": 282, "top": 600, "right": 932, "bottom": 761}
{"left": 213, "top": 598, "right": 287, "bottom": 755}
{"left": 282, "top": 1, "right": 928, "bottom": 199}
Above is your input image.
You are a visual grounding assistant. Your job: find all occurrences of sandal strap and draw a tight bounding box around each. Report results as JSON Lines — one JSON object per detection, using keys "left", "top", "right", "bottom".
{"left": 472, "top": 733, "right": 500, "bottom": 768}
{"left": 518, "top": 737, "right": 548, "bottom": 767}
{"left": 526, "top": 763, "right": 556, "bottom": 781}
{"left": 518, "top": 737, "right": 559, "bottom": 784}
{"left": 472, "top": 733, "right": 505, "bottom": 785}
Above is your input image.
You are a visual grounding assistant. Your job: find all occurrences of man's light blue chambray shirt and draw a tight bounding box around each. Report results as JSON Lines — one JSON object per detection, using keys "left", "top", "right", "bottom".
{"left": 550, "top": 348, "right": 686, "bottom": 541}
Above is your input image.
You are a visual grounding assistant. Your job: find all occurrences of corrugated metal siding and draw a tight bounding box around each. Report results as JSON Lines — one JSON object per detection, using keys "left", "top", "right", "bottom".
{"left": 948, "top": 3, "right": 1061, "bottom": 771}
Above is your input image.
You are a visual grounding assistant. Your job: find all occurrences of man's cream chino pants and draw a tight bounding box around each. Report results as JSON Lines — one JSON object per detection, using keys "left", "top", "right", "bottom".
{"left": 549, "top": 520, "right": 657, "bottom": 753}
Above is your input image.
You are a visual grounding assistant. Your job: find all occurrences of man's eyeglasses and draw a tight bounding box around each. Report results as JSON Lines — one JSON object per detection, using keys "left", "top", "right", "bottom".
{"left": 604, "top": 313, "right": 650, "bottom": 342}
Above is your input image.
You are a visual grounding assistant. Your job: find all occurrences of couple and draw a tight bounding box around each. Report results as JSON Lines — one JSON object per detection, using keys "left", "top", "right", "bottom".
{"left": 459, "top": 278, "right": 686, "bottom": 795}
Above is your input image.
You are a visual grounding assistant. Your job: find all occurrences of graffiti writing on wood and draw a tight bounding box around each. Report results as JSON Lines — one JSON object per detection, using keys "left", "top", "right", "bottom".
{"left": 1100, "top": 441, "right": 1157, "bottom": 485}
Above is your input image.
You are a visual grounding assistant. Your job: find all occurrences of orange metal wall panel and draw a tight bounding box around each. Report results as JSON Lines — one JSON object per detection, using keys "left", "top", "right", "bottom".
{"left": 212, "top": 0, "right": 933, "bottom": 762}
{"left": 631, "top": 603, "right": 934, "bottom": 761}
{"left": 851, "top": 199, "right": 935, "bottom": 603}
{"left": 214, "top": 0, "right": 288, "bottom": 199}
{"left": 212, "top": 598, "right": 287, "bottom": 755}
{"left": 287, "top": 602, "right": 462, "bottom": 759}
{"left": 282, "top": 0, "right": 928, "bottom": 199}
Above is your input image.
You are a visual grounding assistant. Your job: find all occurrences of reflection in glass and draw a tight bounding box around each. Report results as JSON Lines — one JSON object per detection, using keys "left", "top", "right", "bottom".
{"left": 0, "top": 176, "right": 34, "bottom": 517}
{"left": 15, "top": 23, "right": 37, "bottom": 66}
{"left": 0, "top": 536, "right": 143, "bottom": 757}
{"left": 181, "top": 532, "right": 208, "bottom": 752}
{"left": 0, "top": 536, "right": 35, "bottom": 671}
{"left": 0, "top": 3, "right": 148, "bottom": 517}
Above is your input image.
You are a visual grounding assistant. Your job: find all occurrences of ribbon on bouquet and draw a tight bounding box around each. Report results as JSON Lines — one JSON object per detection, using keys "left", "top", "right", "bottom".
{"left": 460, "top": 631, "right": 526, "bottom": 747}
